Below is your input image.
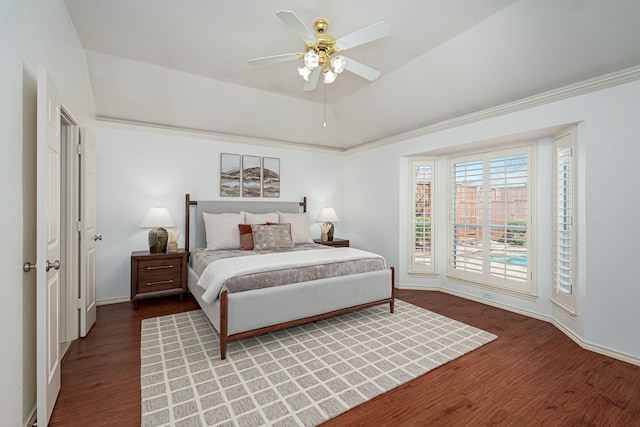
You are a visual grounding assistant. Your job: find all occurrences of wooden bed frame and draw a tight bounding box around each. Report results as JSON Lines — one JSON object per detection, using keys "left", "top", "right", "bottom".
{"left": 184, "top": 194, "right": 395, "bottom": 359}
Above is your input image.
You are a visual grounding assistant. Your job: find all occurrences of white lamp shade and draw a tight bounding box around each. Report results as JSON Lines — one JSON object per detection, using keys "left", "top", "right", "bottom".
{"left": 304, "top": 50, "right": 319, "bottom": 68}
{"left": 298, "top": 66, "right": 312, "bottom": 81}
{"left": 323, "top": 70, "right": 337, "bottom": 84}
{"left": 140, "top": 207, "right": 175, "bottom": 228}
{"left": 317, "top": 208, "right": 339, "bottom": 223}
{"left": 330, "top": 56, "right": 346, "bottom": 74}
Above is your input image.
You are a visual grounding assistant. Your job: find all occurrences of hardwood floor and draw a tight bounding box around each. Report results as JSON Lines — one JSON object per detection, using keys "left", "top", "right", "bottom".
{"left": 48, "top": 290, "right": 640, "bottom": 426}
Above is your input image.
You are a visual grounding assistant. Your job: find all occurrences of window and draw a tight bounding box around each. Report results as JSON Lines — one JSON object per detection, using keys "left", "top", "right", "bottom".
{"left": 552, "top": 128, "right": 576, "bottom": 313}
{"left": 409, "top": 159, "right": 435, "bottom": 274}
{"left": 448, "top": 145, "right": 534, "bottom": 296}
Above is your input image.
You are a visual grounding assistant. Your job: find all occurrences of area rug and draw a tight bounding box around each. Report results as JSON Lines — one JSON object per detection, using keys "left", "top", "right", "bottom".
{"left": 140, "top": 300, "right": 496, "bottom": 427}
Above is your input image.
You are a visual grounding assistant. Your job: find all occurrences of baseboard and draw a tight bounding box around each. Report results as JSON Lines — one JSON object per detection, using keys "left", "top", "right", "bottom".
{"left": 439, "top": 287, "right": 551, "bottom": 323}
{"left": 398, "top": 283, "right": 549, "bottom": 322}
{"left": 552, "top": 319, "right": 640, "bottom": 367}
{"left": 24, "top": 406, "right": 36, "bottom": 427}
{"left": 397, "top": 283, "right": 439, "bottom": 291}
{"left": 96, "top": 297, "right": 131, "bottom": 306}
{"left": 398, "top": 284, "right": 640, "bottom": 367}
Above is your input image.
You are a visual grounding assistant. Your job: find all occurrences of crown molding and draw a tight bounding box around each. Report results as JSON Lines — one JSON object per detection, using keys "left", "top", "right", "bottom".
{"left": 345, "top": 65, "right": 640, "bottom": 154}
{"left": 95, "top": 65, "right": 640, "bottom": 155}
{"left": 94, "top": 116, "right": 345, "bottom": 153}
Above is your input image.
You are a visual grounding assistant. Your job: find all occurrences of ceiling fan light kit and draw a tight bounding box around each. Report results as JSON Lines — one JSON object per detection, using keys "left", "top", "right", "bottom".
{"left": 297, "top": 20, "right": 347, "bottom": 85}
{"left": 249, "top": 10, "right": 390, "bottom": 91}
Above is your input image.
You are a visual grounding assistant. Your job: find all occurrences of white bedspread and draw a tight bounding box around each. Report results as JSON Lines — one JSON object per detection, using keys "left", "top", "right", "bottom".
{"left": 197, "top": 247, "right": 386, "bottom": 303}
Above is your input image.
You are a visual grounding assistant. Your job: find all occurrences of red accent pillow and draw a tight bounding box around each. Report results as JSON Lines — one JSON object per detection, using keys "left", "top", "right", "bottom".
{"left": 239, "top": 223, "right": 266, "bottom": 250}
{"left": 239, "top": 224, "right": 254, "bottom": 250}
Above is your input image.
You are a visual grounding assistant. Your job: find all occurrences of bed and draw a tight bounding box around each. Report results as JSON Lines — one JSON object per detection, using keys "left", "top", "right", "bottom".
{"left": 184, "top": 194, "right": 395, "bottom": 359}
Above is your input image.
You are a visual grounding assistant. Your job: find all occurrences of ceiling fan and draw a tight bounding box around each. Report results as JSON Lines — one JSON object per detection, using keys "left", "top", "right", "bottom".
{"left": 249, "top": 10, "right": 391, "bottom": 91}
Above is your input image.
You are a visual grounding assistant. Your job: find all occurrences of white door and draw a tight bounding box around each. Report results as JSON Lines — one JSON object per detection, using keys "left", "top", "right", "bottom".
{"left": 80, "top": 128, "right": 97, "bottom": 336}
{"left": 37, "top": 67, "right": 62, "bottom": 426}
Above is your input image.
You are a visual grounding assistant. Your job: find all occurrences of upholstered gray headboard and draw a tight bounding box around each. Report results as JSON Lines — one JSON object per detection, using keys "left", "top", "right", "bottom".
{"left": 185, "top": 194, "right": 306, "bottom": 251}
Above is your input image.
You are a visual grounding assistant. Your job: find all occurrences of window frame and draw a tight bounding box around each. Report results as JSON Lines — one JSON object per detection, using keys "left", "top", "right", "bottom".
{"left": 409, "top": 158, "right": 436, "bottom": 275}
{"left": 447, "top": 143, "right": 536, "bottom": 298}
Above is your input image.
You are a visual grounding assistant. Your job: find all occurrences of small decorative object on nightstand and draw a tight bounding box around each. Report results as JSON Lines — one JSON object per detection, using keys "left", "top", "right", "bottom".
{"left": 314, "top": 237, "right": 349, "bottom": 248}
{"left": 317, "top": 207, "right": 339, "bottom": 241}
{"left": 167, "top": 229, "right": 181, "bottom": 253}
{"left": 131, "top": 249, "right": 187, "bottom": 309}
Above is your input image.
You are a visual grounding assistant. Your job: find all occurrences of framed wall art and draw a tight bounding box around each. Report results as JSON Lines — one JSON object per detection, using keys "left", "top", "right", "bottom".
{"left": 262, "top": 157, "right": 280, "bottom": 198}
{"left": 220, "top": 153, "right": 240, "bottom": 197}
{"left": 242, "top": 155, "right": 261, "bottom": 197}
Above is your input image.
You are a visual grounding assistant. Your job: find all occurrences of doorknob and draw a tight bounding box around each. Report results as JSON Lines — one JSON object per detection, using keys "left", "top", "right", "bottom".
{"left": 23, "top": 262, "right": 36, "bottom": 272}
{"left": 46, "top": 260, "right": 61, "bottom": 272}
{"left": 94, "top": 235, "right": 103, "bottom": 241}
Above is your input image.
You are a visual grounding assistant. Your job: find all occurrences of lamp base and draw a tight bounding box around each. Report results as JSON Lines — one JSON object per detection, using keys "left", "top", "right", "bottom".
{"left": 327, "top": 223, "right": 335, "bottom": 241}
{"left": 148, "top": 227, "right": 168, "bottom": 253}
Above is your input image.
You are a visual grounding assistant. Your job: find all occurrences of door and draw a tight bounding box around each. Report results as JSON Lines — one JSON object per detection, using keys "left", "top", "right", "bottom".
{"left": 80, "top": 129, "right": 97, "bottom": 336}
{"left": 37, "top": 67, "right": 62, "bottom": 426}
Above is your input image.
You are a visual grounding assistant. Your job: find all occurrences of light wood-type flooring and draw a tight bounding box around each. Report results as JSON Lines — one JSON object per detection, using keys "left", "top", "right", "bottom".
{"left": 48, "top": 290, "right": 640, "bottom": 426}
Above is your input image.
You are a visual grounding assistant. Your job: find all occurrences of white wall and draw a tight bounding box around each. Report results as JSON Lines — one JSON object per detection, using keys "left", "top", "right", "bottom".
{"left": 344, "top": 79, "right": 640, "bottom": 362}
{"left": 0, "top": 0, "right": 95, "bottom": 424}
{"left": 95, "top": 126, "right": 345, "bottom": 302}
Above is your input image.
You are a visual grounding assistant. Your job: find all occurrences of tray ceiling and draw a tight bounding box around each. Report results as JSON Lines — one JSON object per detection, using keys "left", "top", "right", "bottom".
{"left": 64, "top": 0, "right": 640, "bottom": 150}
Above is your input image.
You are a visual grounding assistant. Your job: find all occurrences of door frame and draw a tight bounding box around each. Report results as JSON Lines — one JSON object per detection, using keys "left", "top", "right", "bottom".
{"left": 60, "top": 112, "right": 80, "bottom": 344}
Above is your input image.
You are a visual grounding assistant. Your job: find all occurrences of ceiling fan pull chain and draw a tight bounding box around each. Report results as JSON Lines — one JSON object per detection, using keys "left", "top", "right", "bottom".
{"left": 323, "top": 83, "right": 327, "bottom": 127}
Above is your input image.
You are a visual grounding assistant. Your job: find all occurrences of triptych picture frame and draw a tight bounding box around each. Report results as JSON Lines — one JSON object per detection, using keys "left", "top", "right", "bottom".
{"left": 220, "top": 153, "right": 280, "bottom": 198}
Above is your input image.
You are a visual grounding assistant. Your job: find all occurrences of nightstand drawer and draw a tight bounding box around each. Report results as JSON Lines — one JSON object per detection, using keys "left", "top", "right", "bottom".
{"left": 136, "top": 259, "right": 181, "bottom": 293}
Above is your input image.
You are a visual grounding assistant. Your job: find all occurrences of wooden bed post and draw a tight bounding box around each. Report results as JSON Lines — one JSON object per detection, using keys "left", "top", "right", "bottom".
{"left": 185, "top": 194, "right": 191, "bottom": 253}
{"left": 185, "top": 193, "right": 198, "bottom": 254}
{"left": 220, "top": 291, "right": 228, "bottom": 360}
{"left": 390, "top": 266, "right": 395, "bottom": 313}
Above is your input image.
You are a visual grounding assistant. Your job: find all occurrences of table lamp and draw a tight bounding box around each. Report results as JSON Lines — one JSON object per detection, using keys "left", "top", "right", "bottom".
{"left": 140, "top": 207, "right": 175, "bottom": 253}
{"left": 317, "top": 207, "right": 339, "bottom": 242}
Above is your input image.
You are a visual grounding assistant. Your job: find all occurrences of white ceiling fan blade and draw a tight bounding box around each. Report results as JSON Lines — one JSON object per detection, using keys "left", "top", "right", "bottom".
{"left": 248, "top": 52, "right": 301, "bottom": 66}
{"left": 276, "top": 10, "right": 316, "bottom": 43}
{"left": 344, "top": 57, "right": 381, "bottom": 81}
{"left": 336, "top": 22, "right": 391, "bottom": 50}
{"left": 303, "top": 68, "right": 321, "bottom": 91}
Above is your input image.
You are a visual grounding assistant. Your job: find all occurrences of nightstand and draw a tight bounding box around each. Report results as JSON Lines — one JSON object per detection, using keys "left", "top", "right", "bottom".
{"left": 131, "top": 250, "right": 187, "bottom": 309}
{"left": 313, "top": 238, "right": 350, "bottom": 248}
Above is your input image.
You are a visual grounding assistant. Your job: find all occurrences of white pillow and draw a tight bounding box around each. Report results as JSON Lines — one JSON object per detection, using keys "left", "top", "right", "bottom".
{"left": 277, "top": 211, "right": 314, "bottom": 244}
{"left": 243, "top": 211, "right": 279, "bottom": 225}
{"left": 202, "top": 212, "right": 245, "bottom": 250}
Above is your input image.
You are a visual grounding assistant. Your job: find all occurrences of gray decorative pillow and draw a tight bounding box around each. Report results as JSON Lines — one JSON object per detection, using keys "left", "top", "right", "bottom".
{"left": 251, "top": 224, "right": 294, "bottom": 250}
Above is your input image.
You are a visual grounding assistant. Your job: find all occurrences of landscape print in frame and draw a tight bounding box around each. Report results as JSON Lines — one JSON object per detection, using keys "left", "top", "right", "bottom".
{"left": 242, "top": 155, "right": 262, "bottom": 197}
{"left": 220, "top": 153, "right": 240, "bottom": 197}
{"left": 262, "top": 157, "right": 280, "bottom": 198}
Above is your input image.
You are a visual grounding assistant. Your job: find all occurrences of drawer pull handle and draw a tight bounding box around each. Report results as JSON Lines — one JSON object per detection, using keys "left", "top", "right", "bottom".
{"left": 146, "top": 265, "right": 174, "bottom": 270}
{"left": 146, "top": 279, "right": 174, "bottom": 286}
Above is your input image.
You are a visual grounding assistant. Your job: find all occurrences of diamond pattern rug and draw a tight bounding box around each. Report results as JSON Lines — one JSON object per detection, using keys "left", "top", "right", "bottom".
{"left": 140, "top": 300, "right": 496, "bottom": 426}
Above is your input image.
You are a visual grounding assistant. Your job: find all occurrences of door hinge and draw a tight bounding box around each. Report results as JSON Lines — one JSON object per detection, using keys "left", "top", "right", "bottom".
{"left": 76, "top": 298, "right": 84, "bottom": 309}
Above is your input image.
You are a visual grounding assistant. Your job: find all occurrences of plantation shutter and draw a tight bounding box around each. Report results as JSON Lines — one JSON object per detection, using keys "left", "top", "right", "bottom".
{"left": 410, "top": 159, "right": 435, "bottom": 273}
{"left": 488, "top": 153, "right": 529, "bottom": 283}
{"left": 450, "top": 157, "right": 484, "bottom": 278}
{"left": 552, "top": 128, "right": 576, "bottom": 312}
